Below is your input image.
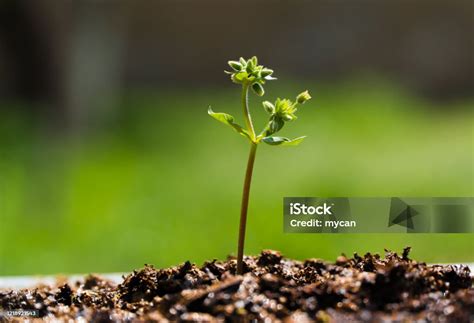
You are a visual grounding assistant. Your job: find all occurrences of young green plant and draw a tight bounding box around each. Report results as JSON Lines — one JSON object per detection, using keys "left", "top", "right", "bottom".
{"left": 208, "top": 56, "right": 311, "bottom": 274}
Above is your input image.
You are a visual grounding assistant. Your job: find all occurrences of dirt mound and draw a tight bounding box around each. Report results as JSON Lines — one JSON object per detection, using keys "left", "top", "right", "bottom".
{"left": 1, "top": 248, "right": 472, "bottom": 322}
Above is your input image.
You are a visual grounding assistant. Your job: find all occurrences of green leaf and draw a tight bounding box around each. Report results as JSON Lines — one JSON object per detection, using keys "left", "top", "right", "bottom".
{"left": 261, "top": 68, "right": 273, "bottom": 77}
{"left": 208, "top": 107, "right": 251, "bottom": 139}
{"left": 267, "top": 115, "right": 284, "bottom": 135}
{"left": 246, "top": 59, "right": 255, "bottom": 73}
{"left": 252, "top": 83, "right": 265, "bottom": 96}
{"left": 262, "top": 136, "right": 306, "bottom": 146}
{"left": 231, "top": 71, "right": 248, "bottom": 83}
{"left": 228, "top": 60, "right": 242, "bottom": 71}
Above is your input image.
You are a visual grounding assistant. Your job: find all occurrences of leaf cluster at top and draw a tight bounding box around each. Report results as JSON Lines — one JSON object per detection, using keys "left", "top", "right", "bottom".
{"left": 209, "top": 57, "right": 312, "bottom": 146}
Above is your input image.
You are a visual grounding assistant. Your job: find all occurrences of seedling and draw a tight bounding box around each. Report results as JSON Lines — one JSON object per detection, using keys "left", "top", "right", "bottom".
{"left": 208, "top": 56, "right": 311, "bottom": 274}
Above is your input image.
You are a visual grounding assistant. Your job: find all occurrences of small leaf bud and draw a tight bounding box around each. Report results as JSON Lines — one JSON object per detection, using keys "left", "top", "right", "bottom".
{"left": 262, "top": 101, "right": 275, "bottom": 114}
{"left": 296, "top": 90, "right": 311, "bottom": 104}
{"left": 252, "top": 83, "right": 265, "bottom": 96}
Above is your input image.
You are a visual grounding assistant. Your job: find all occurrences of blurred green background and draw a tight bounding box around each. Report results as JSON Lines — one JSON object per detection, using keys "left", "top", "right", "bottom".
{"left": 0, "top": 1, "right": 473, "bottom": 275}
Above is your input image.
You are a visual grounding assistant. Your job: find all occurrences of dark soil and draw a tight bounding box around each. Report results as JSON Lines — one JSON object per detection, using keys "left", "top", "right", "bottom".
{"left": 1, "top": 248, "right": 472, "bottom": 322}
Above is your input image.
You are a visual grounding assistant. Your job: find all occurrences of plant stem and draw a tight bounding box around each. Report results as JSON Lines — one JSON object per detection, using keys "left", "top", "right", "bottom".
{"left": 237, "top": 142, "right": 257, "bottom": 274}
{"left": 236, "top": 83, "right": 258, "bottom": 274}
{"left": 242, "top": 84, "right": 256, "bottom": 141}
